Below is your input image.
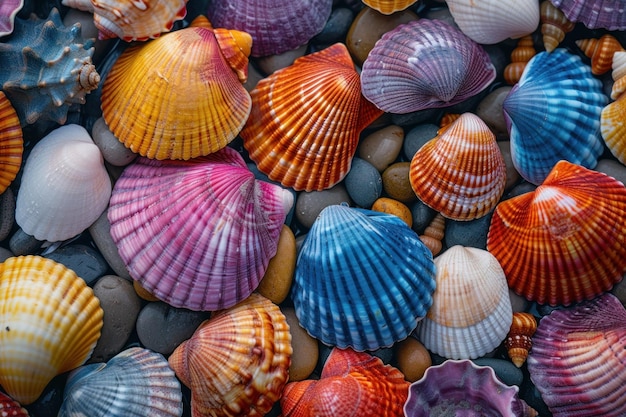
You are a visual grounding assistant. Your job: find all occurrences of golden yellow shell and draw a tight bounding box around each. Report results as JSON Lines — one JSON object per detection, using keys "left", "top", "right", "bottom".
{"left": 576, "top": 34, "right": 625, "bottom": 75}
{"left": 361, "top": 0, "right": 419, "bottom": 14}
{"left": 0, "top": 92, "right": 23, "bottom": 194}
{"left": 505, "top": 312, "right": 537, "bottom": 367}
{"left": 601, "top": 93, "right": 626, "bottom": 164}
{"left": 540, "top": 0, "right": 575, "bottom": 52}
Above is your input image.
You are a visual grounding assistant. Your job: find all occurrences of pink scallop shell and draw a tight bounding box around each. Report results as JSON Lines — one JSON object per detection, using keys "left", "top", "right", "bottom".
{"left": 0, "top": 0, "right": 23, "bottom": 37}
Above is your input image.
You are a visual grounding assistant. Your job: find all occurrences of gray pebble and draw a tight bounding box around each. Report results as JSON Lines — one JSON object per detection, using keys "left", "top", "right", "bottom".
{"left": 403, "top": 124, "right": 439, "bottom": 160}
{"left": 313, "top": 8, "right": 353, "bottom": 45}
{"left": 9, "top": 228, "right": 43, "bottom": 255}
{"left": 0, "top": 247, "right": 13, "bottom": 263}
{"left": 472, "top": 358, "right": 524, "bottom": 387}
{"left": 0, "top": 187, "right": 15, "bottom": 241}
{"left": 509, "top": 289, "right": 530, "bottom": 313}
{"left": 519, "top": 377, "right": 551, "bottom": 416}
{"left": 444, "top": 212, "right": 493, "bottom": 250}
{"left": 596, "top": 158, "right": 626, "bottom": 184}
{"left": 344, "top": 158, "right": 382, "bottom": 208}
{"left": 503, "top": 181, "right": 536, "bottom": 200}
{"left": 89, "top": 208, "right": 131, "bottom": 280}
{"left": 91, "top": 117, "right": 137, "bottom": 167}
{"left": 358, "top": 125, "right": 404, "bottom": 172}
{"left": 410, "top": 199, "right": 437, "bottom": 235}
{"left": 476, "top": 86, "right": 512, "bottom": 135}
{"left": 611, "top": 275, "right": 626, "bottom": 307}
{"left": 497, "top": 141, "right": 521, "bottom": 190}
{"left": 295, "top": 184, "right": 352, "bottom": 229}
{"left": 391, "top": 108, "right": 443, "bottom": 129}
{"left": 45, "top": 243, "right": 109, "bottom": 286}
{"left": 256, "top": 44, "right": 308, "bottom": 76}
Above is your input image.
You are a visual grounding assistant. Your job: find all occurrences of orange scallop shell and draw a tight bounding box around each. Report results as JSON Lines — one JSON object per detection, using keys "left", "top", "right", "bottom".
{"left": 0, "top": 92, "right": 22, "bottom": 194}
{"left": 361, "top": 0, "right": 418, "bottom": 14}
{"left": 240, "top": 43, "right": 383, "bottom": 191}
{"left": 487, "top": 160, "right": 626, "bottom": 306}
{"left": 576, "top": 34, "right": 625, "bottom": 75}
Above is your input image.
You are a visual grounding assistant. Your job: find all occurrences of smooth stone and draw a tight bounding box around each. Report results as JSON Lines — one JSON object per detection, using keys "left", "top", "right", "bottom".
{"left": 472, "top": 358, "right": 524, "bottom": 387}
{"left": 403, "top": 124, "right": 439, "bottom": 160}
{"left": 497, "top": 141, "right": 521, "bottom": 190}
{"left": 91, "top": 117, "right": 137, "bottom": 167}
{"left": 313, "top": 7, "right": 353, "bottom": 45}
{"left": 282, "top": 306, "right": 318, "bottom": 381}
{"left": 391, "top": 107, "right": 443, "bottom": 129}
{"left": 596, "top": 158, "right": 626, "bottom": 184}
{"left": 394, "top": 336, "right": 432, "bottom": 382}
{"left": 90, "top": 275, "right": 142, "bottom": 363}
{"left": 509, "top": 289, "right": 530, "bottom": 313}
{"left": 519, "top": 378, "right": 551, "bottom": 416}
{"left": 371, "top": 347, "right": 394, "bottom": 364}
{"left": 256, "top": 44, "right": 308, "bottom": 75}
{"left": 136, "top": 302, "right": 210, "bottom": 355}
{"left": 45, "top": 243, "right": 109, "bottom": 285}
{"left": 382, "top": 162, "right": 417, "bottom": 204}
{"left": 611, "top": 276, "right": 626, "bottom": 307}
{"left": 88, "top": 208, "right": 131, "bottom": 280}
{"left": 133, "top": 279, "right": 161, "bottom": 302}
{"left": 358, "top": 125, "right": 404, "bottom": 172}
{"left": 256, "top": 225, "right": 296, "bottom": 304}
{"left": 410, "top": 200, "right": 437, "bottom": 235}
{"left": 371, "top": 197, "right": 412, "bottom": 227}
{"left": 9, "top": 228, "right": 43, "bottom": 256}
{"left": 0, "top": 187, "right": 15, "bottom": 241}
{"left": 344, "top": 158, "right": 382, "bottom": 208}
{"left": 243, "top": 60, "right": 265, "bottom": 92}
{"left": 476, "top": 87, "right": 512, "bottom": 135}
{"left": 503, "top": 181, "right": 536, "bottom": 200}
{"left": 443, "top": 212, "right": 493, "bottom": 250}
{"left": 295, "top": 184, "right": 352, "bottom": 229}
{"left": 421, "top": 5, "right": 456, "bottom": 26}
{"left": 483, "top": 45, "right": 509, "bottom": 81}
{"left": 0, "top": 246, "right": 13, "bottom": 262}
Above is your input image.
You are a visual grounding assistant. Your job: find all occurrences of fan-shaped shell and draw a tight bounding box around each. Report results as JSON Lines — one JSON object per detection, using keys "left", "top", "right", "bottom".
{"left": 240, "top": 43, "right": 382, "bottom": 192}
{"left": 0, "top": 255, "right": 103, "bottom": 405}
{"left": 601, "top": 93, "right": 626, "bottom": 165}
{"left": 549, "top": 0, "right": 626, "bottom": 30}
{"left": 108, "top": 146, "right": 293, "bottom": 311}
{"left": 446, "top": 0, "right": 540, "bottom": 44}
{"left": 0, "top": 0, "right": 23, "bottom": 37}
{"left": 527, "top": 293, "right": 626, "bottom": 417}
{"left": 15, "top": 124, "right": 111, "bottom": 242}
{"left": 502, "top": 49, "right": 607, "bottom": 185}
{"left": 487, "top": 160, "right": 626, "bottom": 306}
{"left": 291, "top": 204, "right": 436, "bottom": 351}
{"left": 361, "top": 0, "right": 418, "bottom": 14}
{"left": 0, "top": 91, "right": 22, "bottom": 194}
{"left": 540, "top": 0, "right": 575, "bottom": 52}
{"left": 360, "top": 19, "right": 496, "bottom": 114}
{"left": 168, "top": 293, "right": 292, "bottom": 417}
{"left": 416, "top": 245, "right": 513, "bottom": 359}
{"left": 101, "top": 24, "right": 251, "bottom": 160}
{"left": 59, "top": 347, "right": 182, "bottom": 417}
{"left": 409, "top": 112, "right": 506, "bottom": 221}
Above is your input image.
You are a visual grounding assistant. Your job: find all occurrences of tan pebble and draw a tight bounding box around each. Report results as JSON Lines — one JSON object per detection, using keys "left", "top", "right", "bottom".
{"left": 382, "top": 162, "right": 417, "bottom": 204}
{"left": 282, "top": 306, "right": 318, "bottom": 381}
{"left": 394, "top": 337, "right": 432, "bottom": 382}
{"left": 133, "top": 279, "right": 160, "bottom": 302}
{"left": 371, "top": 197, "right": 412, "bottom": 227}
{"left": 256, "top": 225, "right": 296, "bottom": 304}
{"left": 497, "top": 141, "right": 521, "bottom": 190}
{"left": 358, "top": 125, "right": 404, "bottom": 172}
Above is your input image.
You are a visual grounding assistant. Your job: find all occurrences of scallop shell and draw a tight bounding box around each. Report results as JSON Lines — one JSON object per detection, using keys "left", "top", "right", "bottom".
{"left": 108, "top": 146, "right": 293, "bottom": 311}
{"left": 505, "top": 312, "right": 537, "bottom": 368}
{"left": 101, "top": 23, "right": 251, "bottom": 160}
{"left": 576, "top": 34, "right": 624, "bottom": 75}
{"left": 240, "top": 43, "right": 382, "bottom": 192}
{"left": 361, "top": 0, "right": 418, "bottom": 14}
{"left": 549, "top": 0, "right": 626, "bottom": 30}
{"left": 360, "top": 19, "right": 496, "bottom": 114}
{"left": 0, "top": 255, "right": 103, "bottom": 405}
{"left": 0, "top": 0, "right": 23, "bottom": 37}
{"left": 487, "top": 160, "right": 626, "bottom": 306}
{"left": 0, "top": 391, "right": 29, "bottom": 417}
{"left": 409, "top": 112, "right": 507, "bottom": 221}
{"left": 601, "top": 91, "right": 626, "bottom": 165}
{"left": 291, "top": 204, "right": 436, "bottom": 351}
{"left": 281, "top": 347, "right": 410, "bottom": 417}
{"left": 15, "top": 124, "right": 111, "bottom": 242}
{"left": 168, "top": 293, "right": 292, "bottom": 417}
{"left": 504, "top": 36, "right": 536, "bottom": 85}
{"left": 0, "top": 91, "right": 23, "bottom": 194}
{"left": 416, "top": 245, "right": 513, "bottom": 359}
{"left": 502, "top": 48, "right": 607, "bottom": 185}
{"left": 445, "top": 0, "right": 540, "bottom": 44}
{"left": 206, "top": 0, "right": 332, "bottom": 57}
{"left": 527, "top": 293, "right": 626, "bottom": 417}
{"left": 540, "top": 1, "right": 575, "bottom": 52}
{"left": 59, "top": 347, "right": 183, "bottom": 417}
{"left": 404, "top": 359, "right": 537, "bottom": 417}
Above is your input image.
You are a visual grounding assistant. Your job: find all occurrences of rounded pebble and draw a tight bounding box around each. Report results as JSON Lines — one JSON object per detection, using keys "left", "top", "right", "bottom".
{"left": 391, "top": 107, "right": 443, "bottom": 129}
{"left": 91, "top": 117, "right": 137, "bottom": 167}
{"left": 509, "top": 289, "right": 530, "bottom": 313}
{"left": 596, "top": 158, "right": 626, "bottom": 184}
{"left": 133, "top": 279, "right": 160, "bottom": 302}
{"left": 243, "top": 61, "right": 265, "bottom": 92}
{"left": 358, "top": 125, "right": 404, "bottom": 172}
{"left": 88, "top": 208, "right": 131, "bottom": 280}
{"left": 476, "top": 86, "right": 512, "bottom": 135}
{"left": 472, "top": 358, "right": 524, "bottom": 387}
{"left": 9, "top": 228, "right": 43, "bottom": 256}
{"left": 344, "top": 157, "right": 382, "bottom": 208}
{"left": 410, "top": 199, "right": 438, "bottom": 234}
{"left": 443, "top": 212, "right": 493, "bottom": 250}
{"left": 394, "top": 336, "right": 432, "bottom": 382}
{"left": 295, "top": 184, "right": 352, "bottom": 229}
{"left": 382, "top": 162, "right": 417, "bottom": 204}
{"left": 0, "top": 246, "right": 13, "bottom": 263}
{"left": 256, "top": 44, "right": 308, "bottom": 75}
{"left": 313, "top": 7, "right": 354, "bottom": 45}
{"left": 282, "top": 306, "right": 318, "bottom": 381}
{"left": 45, "top": 243, "right": 109, "bottom": 286}
{"left": 256, "top": 225, "right": 296, "bottom": 304}
{"left": 403, "top": 124, "right": 439, "bottom": 160}
{"left": 371, "top": 197, "right": 412, "bottom": 227}
{"left": 0, "top": 187, "right": 15, "bottom": 241}
{"left": 497, "top": 141, "right": 521, "bottom": 190}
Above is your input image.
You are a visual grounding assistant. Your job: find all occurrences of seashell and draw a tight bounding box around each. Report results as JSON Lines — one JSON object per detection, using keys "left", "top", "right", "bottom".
{"left": 549, "top": 0, "right": 626, "bottom": 30}
{"left": 168, "top": 293, "right": 292, "bottom": 417}
{"left": 416, "top": 245, "right": 513, "bottom": 359}
{"left": 540, "top": 1, "right": 575, "bottom": 52}
{"left": 241, "top": 43, "right": 382, "bottom": 192}
{"left": 487, "top": 160, "right": 626, "bottom": 306}
{"left": 206, "top": 0, "right": 332, "bottom": 57}
{"left": 0, "top": 391, "right": 29, "bottom": 416}
{"left": 527, "top": 293, "right": 626, "bottom": 416}
{"left": 0, "top": 91, "right": 23, "bottom": 194}
{"left": 404, "top": 359, "right": 538, "bottom": 417}
{"left": 0, "top": 8, "right": 100, "bottom": 126}
{"left": 60, "top": 0, "right": 93, "bottom": 12}
{"left": 101, "top": 22, "right": 251, "bottom": 160}
{"left": 292, "top": 204, "right": 436, "bottom": 351}
{"left": 504, "top": 312, "right": 537, "bottom": 368}
{"left": 59, "top": 347, "right": 183, "bottom": 417}
{"left": 361, "top": 0, "right": 418, "bottom": 14}
{"left": 438, "top": 113, "right": 461, "bottom": 131}
{"left": 15, "top": 124, "right": 111, "bottom": 242}
{"left": 502, "top": 48, "right": 607, "bottom": 185}
{"left": 576, "top": 34, "right": 624, "bottom": 75}
{"left": 0, "top": 0, "right": 23, "bottom": 37}
{"left": 601, "top": 90, "right": 626, "bottom": 165}
{"left": 609, "top": 50, "right": 626, "bottom": 100}
{"left": 504, "top": 35, "right": 536, "bottom": 85}
{"left": 0, "top": 255, "right": 103, "bottom": 405}
{"left": 445, "top": 0, "right": 540, "bottom": 44}
{"left": 409, "top": 112, "right": 507, "bottom": 221}
{"left": 108, "top": 146, "right": 293, "bottom": 311}
{"left": 281, "top": 347, "right": 410, "bottom": 417}
{"left": 419, "top": 213, "right": 446, "bottom": 257}
{"left": 360, "top": 19, "right": 496, "bottom": 114}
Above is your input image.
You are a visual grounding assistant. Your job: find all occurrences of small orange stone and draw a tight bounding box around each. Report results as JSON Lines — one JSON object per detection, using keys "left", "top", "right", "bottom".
{"left": 371, "top": 197, "right": 412, "bottom": 227}
{"left": 256, "top": 225, "right": 296, "bottom": 304}
{"left": 133, "top": 279, "right": 160, "bottom": 302}
{"left": 394, "top": 337, "right": 432, "bottom": 382}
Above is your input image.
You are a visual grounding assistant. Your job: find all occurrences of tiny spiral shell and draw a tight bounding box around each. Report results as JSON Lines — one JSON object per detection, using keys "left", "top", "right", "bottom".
{"left": 504, "top": 312, "right": 537, "bottom": 368}
{"left": 504, "top": 36, "right": 536, "bottom": 85}
{"left": 576, "top": 34, "right": 625, "bottom": 75}
{"left": 540, "top": 0, "right": 574, "bottom": 53}
{"left": 419, "top": 213, "right": 445, "bottom": 257}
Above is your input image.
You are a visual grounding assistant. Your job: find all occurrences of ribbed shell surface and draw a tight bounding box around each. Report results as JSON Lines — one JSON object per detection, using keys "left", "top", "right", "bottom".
{"left": 550, "top": 0, "right": 626, "bottom": 30}
{"left": 601, "top": 94, "right": 626, "bottom": 165}
{"left": 0, "top": 91, "right": 22, "bottom": 194}
{"left": 361, "top": 0, "right": 418, "bottom": 14}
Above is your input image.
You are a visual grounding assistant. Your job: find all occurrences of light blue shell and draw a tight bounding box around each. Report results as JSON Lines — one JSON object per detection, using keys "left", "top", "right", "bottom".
{"left": 291, "top": 204, "right": 436, "bottom": 351}
{"left": 502, "top": 48, "right": 607, "bottom": 185}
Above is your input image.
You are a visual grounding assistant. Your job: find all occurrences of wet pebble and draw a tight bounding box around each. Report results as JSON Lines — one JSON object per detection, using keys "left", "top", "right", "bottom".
{"left": 9, "top": 228, "right": 43, "bottom": 256}
{"left": 444, "top": 212, "right": 493, "bottom": 250}
{"left": 476, "top": 86, "right": 512, "bottom": 136}
{"left": 256, "top": 225, "right": 296, "bottom": 304}
{"left": 382, "top": 162, "right": 417, "bottom": 204}
{"left": 0, "top": 246, "right": 12, "bottom": 263}
{"left": 596, "top": 158, "right": 626, "bottom": 184}
{"left": 472, "top": 357, "right": 524, "bottom": 387}
{"left": 282, "top": 306, "right": 318, "bottom": 381}
{"left": 410, "top": 200, "right": 438, "bottom": 234}
{"left": 91, "top": 117, "right": 137, "bottom": 167}
{"left": 358, "top": 125, "right": 404, "bottom": 172}
{"left": 371, "top": 197, "right": 412, "bottom": 227}
{"left": 295, "top": 184, "right": 352, "bottom": 229}
{"left": 509, "top": 289, "right": 530, "bottom": 313}
{"left": 344, "top": 157, "right": 382, "bottom": 208}
{"left": 394, "top": 336, "right": 432, "bottom": 382}
{"left": 391, "top": 107, "right": 443, "bottom": 129}
{"left": 0, "top": 187, "right": 15, "bottom": 241}
{"left": 498, "top": 141, "right": 521, "bottom": 190}
{"left": 256, "top": 44, "right": 308, "bottom": 75}
{"left": 313, "top": 7, "right": 353, "bottom": 45}
{"left": 88, "top": 208, "right": 131, "bottom": 280}
{"left": 243, "top": 61, "right": 265, "bottom": 92}
{"left": 45, "top": 243, "right": 109, "bottom": 285}
{"left": 403, "top": 123, "right": 439, "bottom": 160}
{"left": 133, "top": 279, "right": 160, "bottom": 302}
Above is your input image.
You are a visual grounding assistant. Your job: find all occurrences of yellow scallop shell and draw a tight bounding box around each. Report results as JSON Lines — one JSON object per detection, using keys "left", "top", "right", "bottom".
{"left": 0, "top": 92, "right": 23, "bottom": 194}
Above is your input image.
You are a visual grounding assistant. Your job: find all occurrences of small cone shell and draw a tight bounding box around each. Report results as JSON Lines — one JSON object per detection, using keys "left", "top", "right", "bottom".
{"left": 0, "top": 91, "right": 22, "bottom": 194}
{"left": 540, "top": 1, "right": 574, "bottom": 52}
{"left": 505, "top": 312, "right": 537, "bottom": 367}
{"left": 610, "top": 51, "right": 626, "bottom": 100}
{"left": 419, "top": 213, "right": 446, "bottom": 257}
{"left": 576, "top": 35, "right": 625, "bottom": 75}
{"left": 504, "top": 36, "right": 536, "bottom": 85}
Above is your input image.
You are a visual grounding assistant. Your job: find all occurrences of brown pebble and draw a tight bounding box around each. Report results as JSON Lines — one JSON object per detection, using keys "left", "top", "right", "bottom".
{"left": 394, "top": 337, "right": 432, "bottom": 382}
{"left": 133, "top": 279, "right": 160, "bottom": 302}
{"left": 256, "top": 225, "right": 296, "bottom": 304}
{"left": 358, "top": 125, "right": 404, "bottom": 172}
{"left": 282, "top": 306, "right": 318, "bottom": 381}
{"left": 371, "top": 197, "right": 412, "bottom": 227}
{"left": 382, "top": 162, "right": 417, "bottom": 204}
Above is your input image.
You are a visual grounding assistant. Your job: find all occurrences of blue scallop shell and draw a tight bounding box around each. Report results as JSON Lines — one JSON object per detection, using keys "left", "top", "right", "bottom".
{"left": 291, "top": 204, "right": 436, "bottom": 351}
{"left": 502, "top": 48, "right": 607, "bottom": 185}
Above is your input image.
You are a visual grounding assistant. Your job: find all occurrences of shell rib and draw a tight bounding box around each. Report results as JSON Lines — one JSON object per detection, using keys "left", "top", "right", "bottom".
{"left": 540, "top": 1, "right": 575, "bottom": 52}
{"left": 576, "top": 34, "right": 624, "bottom": 75}
{"left": 601, "top": 51, "right": 626, "bottom": 164}
{"left": 0, "top": 92, "right": 22, "bottom": 194}
{"left": 362, "top": 0, "right": 418, "bottom": 14}
{"left": 549, "top": 0, "right": 626, "bottom": 30}
{"left": 505, "top": 312, "right": 537, "bottom": 368}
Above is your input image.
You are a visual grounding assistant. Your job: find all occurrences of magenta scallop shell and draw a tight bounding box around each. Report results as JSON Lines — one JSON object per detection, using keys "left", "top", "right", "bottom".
{"left": 527, "top": 293, "right": 626, "bottom": 417}
{"left": 550, "top": 0, "right": 626, "bottom": 30}
{"left": 108, "top": 146, "right": 294, "bottom": 311}
{"left": 0, "top": 0, "right": 23, "bottom": 37}
{"left": 360, "top": 19, "right": 496, "bottom": 114}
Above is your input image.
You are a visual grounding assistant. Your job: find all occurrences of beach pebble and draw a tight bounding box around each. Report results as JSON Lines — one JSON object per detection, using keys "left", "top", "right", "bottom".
{"left": 476, "top": 86, "right": 512, "bottom": 135}
{"left": 256, "top": 44, "right": 308, "bottom": 75}
{"left": 0, "top": 187, "right": 15, "bottom": 241}
{"left": 358, "top": 125, "right": 404, "bottom": 172}
{"left": 371, "top": 197, "right": 412, "bottom": 227}
{"left": 45, "top": 243, "right": 109, "bottom": 285}
{"left": 410, "top": 200, "right": 438, "bottom": 234}
{"left": 509, "top": 289, "right": 530, "bottom": 313}
{"left": 243, "top": 61, "right": 265, "bottom": 92}
{"left": 344, "top": 158, "right": 382, "bottom": 208}
{"left": 403, "top": 124, "right": 439, "bottom": 160}
{"left": 611, "top": 275, "right": 626, "bottom": 306}
{"left": 444, "top": 212, "right": 493, "bottom": 250}
{"left": 133, "top": 279, "right": 161, "bottom": 302}
{"left": 391, "top": 107, "right": 443, "bottom": 129}
{"left": 282, "top": 306, "right": 318, "bottom": 381}
{"left": 382, "top": 162, "right": 417, "bottom": 204}
{"left": 257, "top": 225, "right": 296, "bottom": 304}
{"left": 596, "top": 158, "right": 626, "bottom": 184}
{"left": 295, "top": 184, "right": 352, "bottom": 229}
{"left": 89, "top": 208, "right": 131, "bottom": 280}
{"left": 394, "top": 336, "right": 432, "bottom": 382}
{"left": 9, "top": 228, "right": 43, "bottom": 256}
{"left": 0, "top": 247, "right": 13, "bottom": 263}
{"left": 91, "top": 117, "right": 137, "bottom": 167}
{"left": 473, "top": 357, "right": 524, "bottom": 387}
{"left": 498, "top": 141, "right": 521, "bottom": 190}
{"left": 313, "top": 7, "right": 353, "bottom": 45}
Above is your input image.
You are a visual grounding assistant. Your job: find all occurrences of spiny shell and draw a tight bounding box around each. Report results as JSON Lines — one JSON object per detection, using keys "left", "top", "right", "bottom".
{"left": 59, "top": 347, "right": 183, "bottom": 417}
{"left": 576, "top": 34, "right": 624, "bottom": 75}
{"left": 291, "top": 204, "right": 436, "bottom": 351}
{"left": 0, "top": 0, "right": 23, "bottom": 37}
{"left": 241, "top": 43, "right": 382, "bottom": 192}
{"left": 540, "top": 0, "right": 575, "bottom": 52}
{"left": 528, "top": 293, "right": 626, "bottom": 416}
{"left": 487, "top": 160, "right": 626, "bottom": 306}
{"left": 168, "top": 293, "right": 292, "bottom": 417}
{"left": 505, "top": 312, "right": 537, "bottom": 368}
{"left": 361, "top": 0, "right": 418, "bottom": 14}
{"left": 504, "top": 36, "right": 536, "bottom": 85}
{"left": 0, "top": 255, "right": 103, "bottom": 405}
{"left": 15, "top": 124, "right": 111, "bottom": 242}
{"left": 409, "top": 112, "right": 506, "bottom": 221}
{"left": 281, "top": 347, "right": 410, "bottom": 417}
{"left": 502, "top": 49, "right": 606, "bottom": 185}
{"left": 108, "top": 146, "right": 293, "bottom": 311}
{"left": 0, "top": 391, "right": 28, "bottom": 416}
{"left": 360, "top": 19, "right": 496, "bottom": 114}
{"left": 549, "top": 0, "right": 626, "bottom": 30}
{"left": 0, "top": 8, "right": 99, "bottom": 126}
{"left": 416, "top": 245, "right": 513, "bottom": 359}
{"left": 101, "top": 23, "right": 251, "bottom": 160}
{"left": 0, "top": 91, "right": 23, "bottom": 194}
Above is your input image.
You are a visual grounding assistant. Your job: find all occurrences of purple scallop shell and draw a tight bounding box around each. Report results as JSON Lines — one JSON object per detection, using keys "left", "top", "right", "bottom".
{"left": 108, "top": 146, "right": 293, "bottom": 311}
{"left": 527, "top": 293, "right": 626, "bottom": 417}
{"left": 550, "top": 0, "right": 626, "bottom": 30}
{"left": 360, "top": 19, "right": 496, "bottom": 114}
{"left": 0, "top": 0, "right": 23, "bottom": 37}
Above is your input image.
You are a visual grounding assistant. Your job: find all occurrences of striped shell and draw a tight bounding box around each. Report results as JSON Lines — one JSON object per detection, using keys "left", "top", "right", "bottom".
{"left": 168, "top": 293, "right": 292, "bottom": 417}
{"left": 610, "top": 50, "right": 626, "bottom": 100}
{"left": 0, "top": 391, "right": 28, "bottom": 416}
{"left": 601, "top": 92, "right": 626, "bottom": 165}
{"left": 0, "top": 256, "right": 103, "bottom": 405}
{"left": 241, "top": 43, "right": 382, "bottom": 192}
{"left": 540, "top": 0, "right": 575, "bottom": 52}
{"left": 360, "top": 19, "right": 496, "bottom": 114}
{"left": 549, "top": 0, "right": 626, "bottom": 30}
{"left": 291, "top": 204, "right": 436, "bottom": 351}
{"left": 361, "top": 0, "right": 418, "bottom": 14}
{"left": 0, "top": 0, "right": 23, "bottom": 37}
{"left": 108, "top": 146, "right": 293, "bottom": 311}
{"left": 0, "top": 92, "right": 22, "bottom": 194}
{"left": 487, "top": 160, "right": 626, "bottom": 306}
{"left": 576, "top": 34, "right": 624, "bottom": 75}
{"left": 409, "top": 112, "right": 506, "bottom": 221}
{"left": 504, "top": 36, "right": 536, "bottom": 85}
{"left": 505, "top": 312, "right": 537, "bottom": 368}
